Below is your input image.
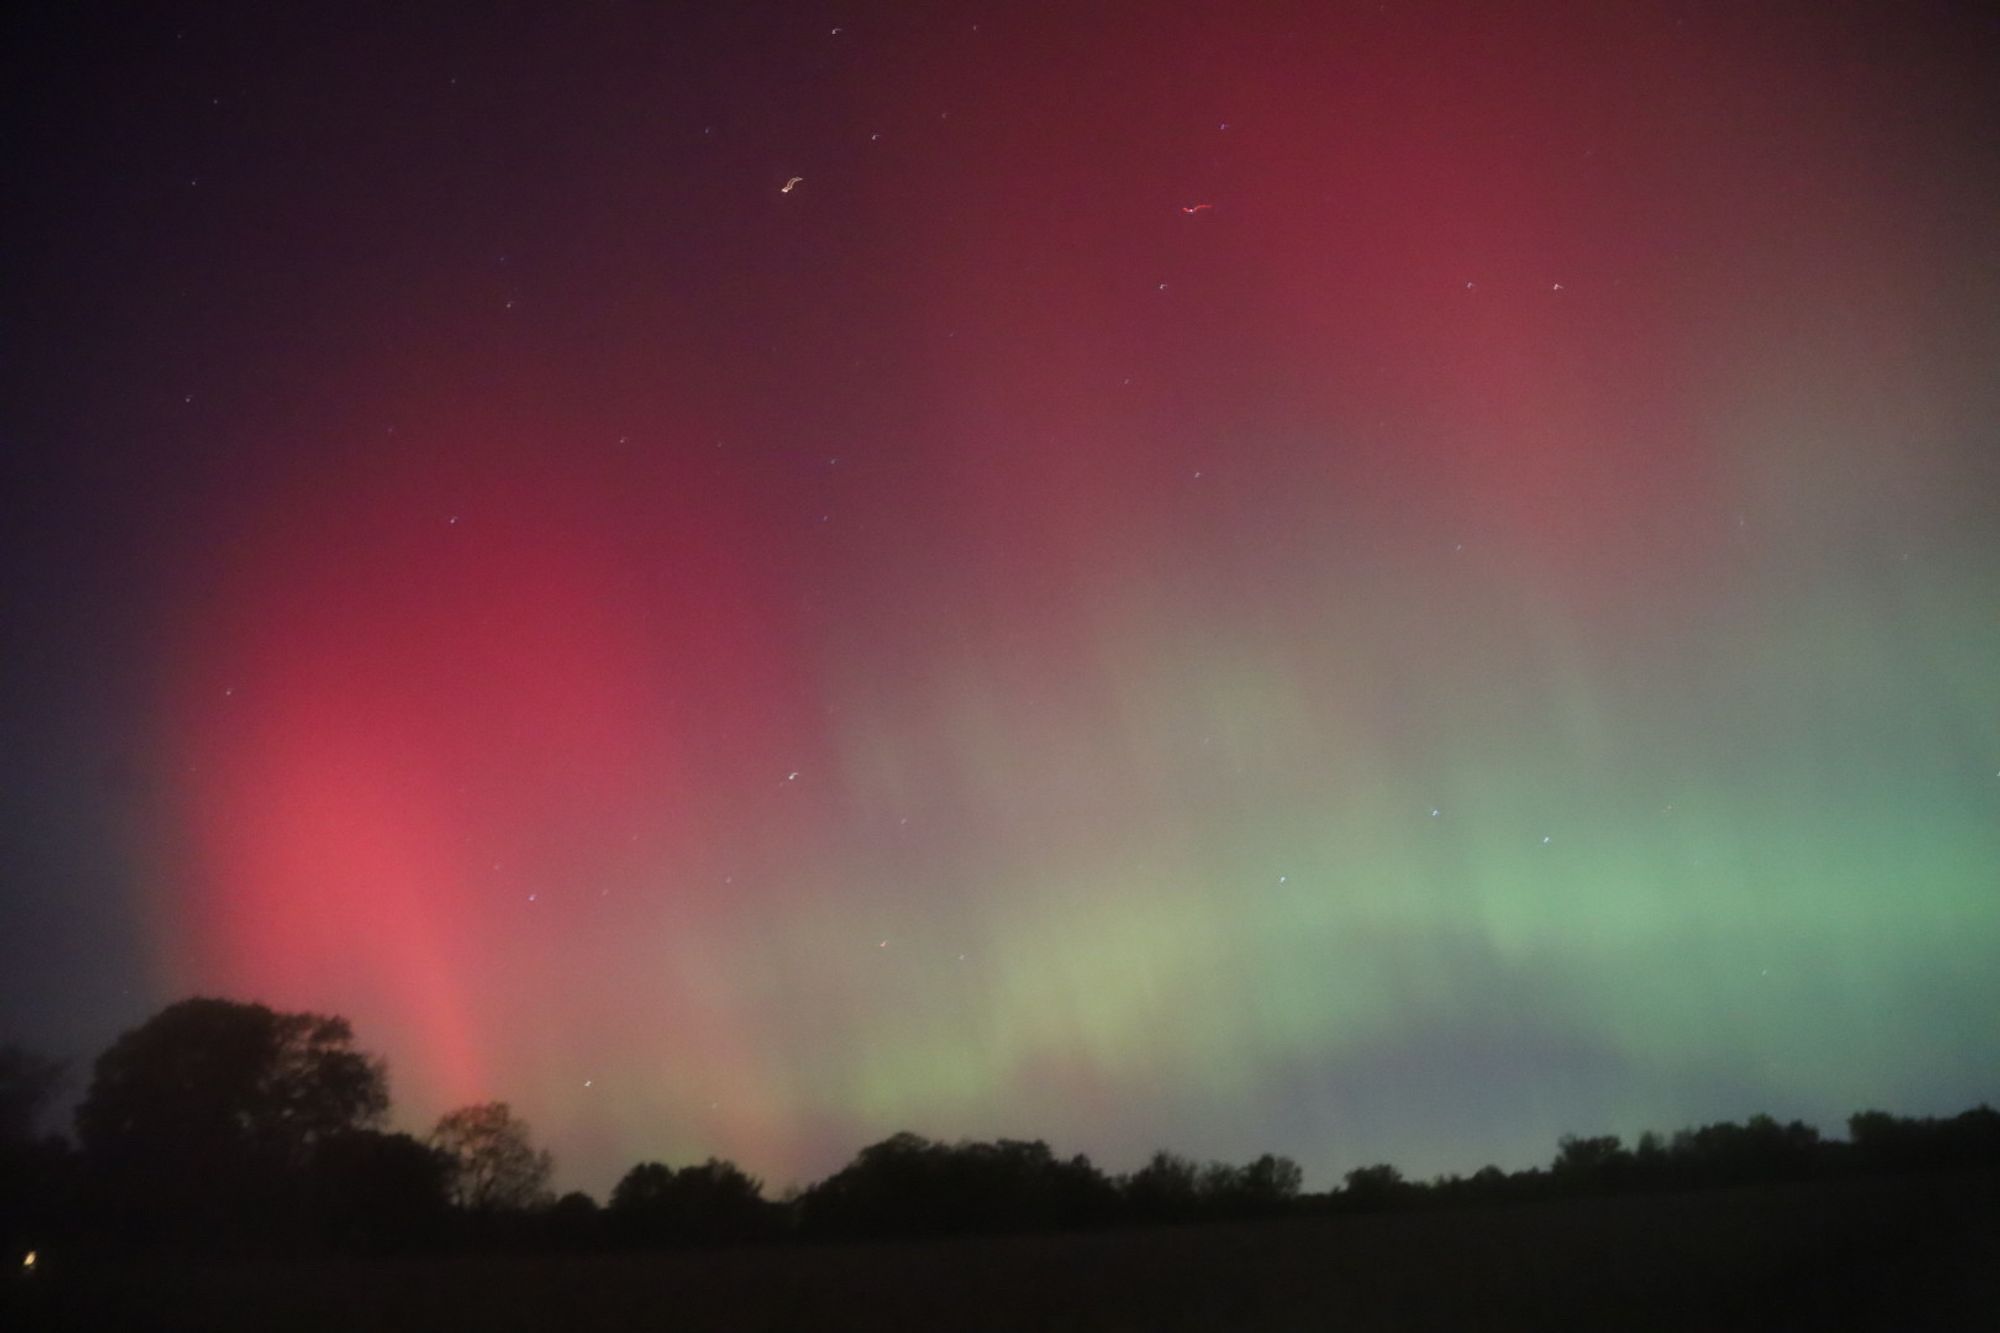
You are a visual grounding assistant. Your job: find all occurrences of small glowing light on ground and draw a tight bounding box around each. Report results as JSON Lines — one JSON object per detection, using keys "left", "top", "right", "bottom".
{"left": 21, "top": 1250, "right": 36, "bottom": 1274}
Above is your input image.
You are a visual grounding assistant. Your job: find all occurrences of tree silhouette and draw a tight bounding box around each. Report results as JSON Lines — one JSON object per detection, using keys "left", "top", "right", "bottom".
{"left": 1669, "top": 1113, "right": 1821, "bottom": 1186}
{"left": 306, "top": 1129, "right": 452, "bottom": 1252}
{"left": 609, "top": 1157, "right": 769, "bottom": 1244}
{"left": 74, "top": 998, "right": 387, "bottom": 1238}
{"left": 1, "top": 1044, "right": 75, "bottom": 1260}
{"left": 1340, "top": 1163, "right": 1407, "bottom": 1211}
{"left": 541, "top": 1190, "right": 605, "bottom": 1249}
{"left": 0, "top": 1045, "right": 64, "bottom": 1145}
{"left": 430, "top": 1101, "right": 553, "bottom": 1213}
{"left": 800, "top": 1133, "right": 1122, "bottom": 1237}
{"left": 1124, "top": 1149, "right": 1201, "bottom": 1222}
{"left": 1551, "top": 1133, "right": 1631, "bottom": 1191}
{"left": 1240, "top": 1152, "right": 1305, "bottom": 1204}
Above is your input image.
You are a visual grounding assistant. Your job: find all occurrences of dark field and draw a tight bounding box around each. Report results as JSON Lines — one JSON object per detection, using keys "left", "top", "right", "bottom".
{"left": 12, "top": 1171, "right": 1996, "bottom": 1332}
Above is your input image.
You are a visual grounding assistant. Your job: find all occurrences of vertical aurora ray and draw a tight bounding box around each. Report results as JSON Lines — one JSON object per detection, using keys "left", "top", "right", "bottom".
{"left": 105, "top": 3, "right": 2000, "bottom": 1193}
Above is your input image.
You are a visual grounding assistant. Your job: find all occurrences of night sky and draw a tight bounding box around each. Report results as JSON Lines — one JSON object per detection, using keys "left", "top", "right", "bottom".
{"left": 4, "top": 1, "right": 1998, "bottom": 1198}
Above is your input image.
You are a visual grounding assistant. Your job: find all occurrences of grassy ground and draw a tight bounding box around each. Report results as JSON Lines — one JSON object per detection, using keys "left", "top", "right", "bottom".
{"left": 10, "top": 1170, "right": 1995, "bottom": 1331}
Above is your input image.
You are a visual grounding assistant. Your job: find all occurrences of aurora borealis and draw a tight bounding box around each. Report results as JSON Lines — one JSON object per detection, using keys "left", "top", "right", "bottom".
{"left": 3, "top": 2, "right": 1997, "bottom": 1197}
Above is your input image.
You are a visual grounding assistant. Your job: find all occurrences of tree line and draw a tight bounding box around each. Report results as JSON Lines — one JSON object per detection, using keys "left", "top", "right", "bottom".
{"left": 3, "top": 998, "right": 1996, "bottom": 1260}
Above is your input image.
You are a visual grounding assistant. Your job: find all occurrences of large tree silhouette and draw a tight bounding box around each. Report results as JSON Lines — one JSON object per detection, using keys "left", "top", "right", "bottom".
{"left": 74, "top": 997, "right": 388, "bottom": 1237}
{"left": 430, "top": 1101, "right": 553, "bottom": 1213}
